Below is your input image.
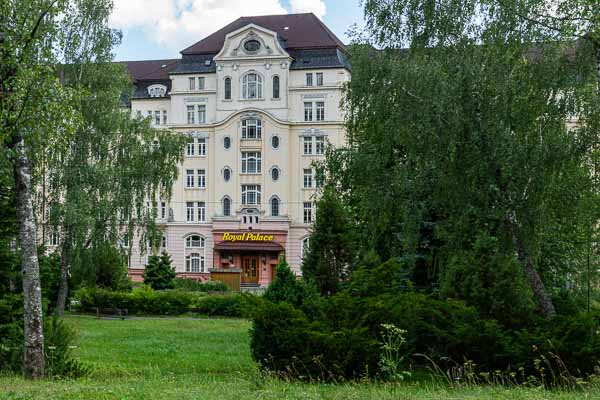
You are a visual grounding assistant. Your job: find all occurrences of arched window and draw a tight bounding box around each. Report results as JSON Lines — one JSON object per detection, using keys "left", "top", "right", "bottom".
{"left": 271, "top": 197, "right": 280, "bottom": 217}
{"left": 224, "top": 77, "right": 231, "bottom": 100}
{"left": 272, "top": 76, "right": 280, "bottom": 99}
{"left": 242, "top": 73, "right": 262, "bottom": 99}
{"left": 186, "top": 253, "right": 204, "bottom": 272}
{"left": 301, "top": 237, "right": 310, "bottom": 259}
{"left": 185, "top": 235, "right": 204, "bottom": 248}
{"left": 223, "top": 136, "right": 231, "bottom": 149}
{"left": 222, "top": 197, "right": 231, "bottom": 216}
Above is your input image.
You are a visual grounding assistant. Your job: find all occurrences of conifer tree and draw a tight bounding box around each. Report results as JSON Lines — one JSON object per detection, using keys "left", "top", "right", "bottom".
{"left": 301, "top": 188, "right": 355, "bottom": 295}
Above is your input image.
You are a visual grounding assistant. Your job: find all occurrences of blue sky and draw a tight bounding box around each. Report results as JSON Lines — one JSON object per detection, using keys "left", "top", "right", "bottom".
{"left": 110, "top": 0, "right": 364, "bottom": 61}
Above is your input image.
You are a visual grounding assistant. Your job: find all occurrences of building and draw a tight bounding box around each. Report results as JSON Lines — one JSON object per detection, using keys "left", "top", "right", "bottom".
{"left": 124, "top": 13, "right": 350, "bottom": 287}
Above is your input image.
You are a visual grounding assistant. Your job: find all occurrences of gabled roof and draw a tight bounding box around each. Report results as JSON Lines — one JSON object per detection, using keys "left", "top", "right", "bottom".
{"left": 181, "top": 13, "right": 346, "bottom": 55}
{"left": 123, "top": 59, "right": 179, "bottom": 81}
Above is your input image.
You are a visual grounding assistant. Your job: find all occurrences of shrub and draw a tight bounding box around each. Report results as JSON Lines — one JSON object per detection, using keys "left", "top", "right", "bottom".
{"left": 71, "top": 243, "right": 131, "bottom": 291}
{"left": 263, "top": 259, "right": 320, "bottom": 313}
{"left": 0, "top": 293, "right": 23, "bottom": 372}
{"left": 74, "top": 287, "right": 245, "bottom": 317}
{"left": 173, "top": 278, "right": 229, "bottom": 293}
{"left": 44, "top": 317, "right": 88, "bottom": 378}
{"left": 143, "top": 252, "right": 176, "bottom": 290}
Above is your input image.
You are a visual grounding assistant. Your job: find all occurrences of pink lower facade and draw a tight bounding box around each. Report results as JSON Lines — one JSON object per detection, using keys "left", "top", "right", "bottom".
{"left": 127, "top": 217, "right": 310, "bottom": 288}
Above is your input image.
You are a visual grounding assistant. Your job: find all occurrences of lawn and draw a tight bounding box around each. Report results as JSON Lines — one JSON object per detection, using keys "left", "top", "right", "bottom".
{"left": 0, "top": 315, "right": 598, "bottom": 399}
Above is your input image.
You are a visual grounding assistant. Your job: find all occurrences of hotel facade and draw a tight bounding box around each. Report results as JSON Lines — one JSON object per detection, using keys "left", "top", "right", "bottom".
{"left": 123, "top": 13, "right": 350, "bottom": 287}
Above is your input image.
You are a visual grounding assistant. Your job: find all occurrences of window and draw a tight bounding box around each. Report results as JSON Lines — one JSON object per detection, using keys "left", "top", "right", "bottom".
{"left": 121, "top": 233, "right": 129, "bottom": 248}
{"left": 147, "top": 110, "right": 152, "bottom": 118}
{"left": 222, "top": 197, "right": 231, "bottom": 216}
{"left": 186, "top": 253, "right": 204, "bottom": 272}
{"left": 136, "top": 110, "right": 142, "bottom": 118}
{"left": 301, "top": 237, "right": 310, "bottom": 258}
{"left": 162, "top": 110, "right": 168, "bottom": 125}
{"left": 198, "top": 77, "right": 205, "bottom": 90}
{"left": 197, "top": 105, "right": 206, "bottom": 124}
{"left": 187, "top": 105, "right": 195, "bottom": 124}
{"left": 242, "top": 185, "right": 261, "bottom": 205}
{"left": 316, "top": 72, "right": 324, "bottom": 86}
{"left": 303, "top": 202, "right": 313, "bottom": 224}
{"left": 197, "top": 202, "right": 206, "bottom": 222}
{"left": 315, "top": 136, "right": 325, "bottom": 155}
{"left": 161, "top": 235, "right": 167, "bottom": 249}
{"left": 50, "top": 231, "right": 60, "bottom": 246}
{"left": 187, "top": 140, "right": 195, "bottom": 156}
{"left": 303, "top": 136, "right": 313, "bottom": 155}
{"left": 304, "top": 102, "right": 313, "bottom": 122}
{"left": 197, "top": 169, "right": 206, "bottom": 188}
{"left": 306, "top": 73, "right": 313, "bottom": 87}
{"left": 160, "top": 201, "right": 167, "bottom": 219}
{"left": 271, "top": 167, "right": 280, "bottom": 181}
{"left": 271, "top": 135, "right": 280, "bottom": 149}
{"left": 272, "top": 76, "right": 280, "bottom": 99}
{"left": 189, "top": 77, "right": 195, "bottom": 91}
{"left": 198, "top": 138, "right": 206, "bottom": 156}
{"left": 152, "top": 139, "right": 160, "bottom": 150}
{"left": 223, "top": 167, "right": 231, "bottom": 182}
{"left": 186, "top": 169, "right": 194, "bottom": 188}
{"left": 186, "top": 202, "right": 195, "bottom": 222}
{"left": 316, "top": 102, "right": 325, "bottom": 121}
{"left": 241, "top": 119, "right": 262, "bottom": 139}
{"left": 224, "top": 77, "right": 232, "bottom": 100}
{"left": 303, "top": 168, "right": 313, "bottom": 188}
{"left": 186, "top": 235, "right": 204, "bottom": 248}
{"left": 241, "top": 152, "right": 261, "bottom": 173}
{"left": 154, "top": 110, "right": 161, "bottom": 125}
{"left": 271, "top": 197, "right": 280, "bottom": 217}
{"left": 224, "top": 136, "right": 231, "bottom": 149}
{"left": 242, "top": 73, "right": 262, "bottom": 99}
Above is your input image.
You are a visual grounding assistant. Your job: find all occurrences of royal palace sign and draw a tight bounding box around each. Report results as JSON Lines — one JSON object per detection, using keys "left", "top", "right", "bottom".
{"left": 222, "top": 232, "right": 274, "bottom": 242}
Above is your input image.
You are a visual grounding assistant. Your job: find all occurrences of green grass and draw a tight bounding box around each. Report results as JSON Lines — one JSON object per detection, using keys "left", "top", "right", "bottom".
{"left": 1, "top": 315, "right": 598, "bottom": 399}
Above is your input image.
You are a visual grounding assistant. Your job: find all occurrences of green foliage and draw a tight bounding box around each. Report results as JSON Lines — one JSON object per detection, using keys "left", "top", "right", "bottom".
{"left": 74, "top": 287, "right": 245, "bottom": 317}
{"left": 143, "top": 252, "right": 176, "bottom": 290}
{"left": 72, "top": 243, "right": 131, "bottom": 291}
{"left": 264, "top": 259, "right": 319, "bottom": 311}
{"left": 44, "top": 317, "right": 88, "bottom": 378}
{"left": 302, "top": 188, "right": 356, "bottom": 295}
{"left": 172, "top": 278, "right": 229, "bottom": 292}
{"left": 0, "top": 293, "right": 23, "bottom": 372}
{"left": 38, "top": 250, "right": 62, "bottom": 309}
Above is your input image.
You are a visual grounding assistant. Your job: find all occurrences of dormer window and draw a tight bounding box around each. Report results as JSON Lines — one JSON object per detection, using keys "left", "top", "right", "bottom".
{"left": 244, "top": 39, "right": 261, "bottom": 52}
{"left": 147, "top": 84, "right": 167, "bottom": 98}
{"left": 242, "top": 73, "right": 262, "bottom": 99}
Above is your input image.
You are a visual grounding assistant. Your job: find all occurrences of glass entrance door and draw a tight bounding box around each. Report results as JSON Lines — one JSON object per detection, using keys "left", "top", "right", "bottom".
{"left": 242, "top": 256, "right": 259, "bottom": 284}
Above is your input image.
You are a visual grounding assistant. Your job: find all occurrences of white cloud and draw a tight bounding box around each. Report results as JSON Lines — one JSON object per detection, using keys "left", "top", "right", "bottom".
{"left": 289, "top": 0, "right": 327, "bottom": 19}
{"left": 109, "top": 0, "right": 293, "bottom": 55}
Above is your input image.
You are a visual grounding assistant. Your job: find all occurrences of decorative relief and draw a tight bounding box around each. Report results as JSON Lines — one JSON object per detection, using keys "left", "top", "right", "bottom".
{"left": 301, "top": 93, "right": 327, "bottom": 99}
{"left": 189, "top": 130, "right": 209, "bottom": 139}
{"left": 184, "top": 97, "right": 208, "bottom": 103}
{"left": 300, "top": 128, "right": 328, "bottom": 137}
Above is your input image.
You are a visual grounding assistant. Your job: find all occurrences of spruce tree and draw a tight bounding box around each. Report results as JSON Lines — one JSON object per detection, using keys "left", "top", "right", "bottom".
{"left": 143, "top": 252, "right": 176, "bottom": 291}
{"left": 301, "top": 188, "right": 355, "bottom": 295}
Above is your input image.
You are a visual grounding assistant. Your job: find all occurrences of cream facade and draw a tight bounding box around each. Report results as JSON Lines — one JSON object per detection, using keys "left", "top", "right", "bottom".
{"left": 125, "top": 14, "right": 350, "bottom": 287}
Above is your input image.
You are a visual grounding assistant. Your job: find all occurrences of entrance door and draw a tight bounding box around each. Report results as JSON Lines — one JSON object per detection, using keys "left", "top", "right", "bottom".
{"left": 242, "top": 256, "right": 259, "bottom": 284}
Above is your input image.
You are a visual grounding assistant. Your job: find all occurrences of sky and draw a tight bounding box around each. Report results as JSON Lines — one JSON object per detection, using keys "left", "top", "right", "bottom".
{"left": 109, "top": 0, "right": 365, "bottom": 61}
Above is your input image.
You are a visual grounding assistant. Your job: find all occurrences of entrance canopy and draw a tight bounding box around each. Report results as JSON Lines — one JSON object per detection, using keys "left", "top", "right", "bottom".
{"left": 213, "top": 241, "right": 284, "bottom": 252}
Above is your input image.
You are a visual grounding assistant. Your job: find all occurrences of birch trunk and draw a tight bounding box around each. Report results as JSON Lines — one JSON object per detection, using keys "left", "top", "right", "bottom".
{"left": 55, "top": 226, "right": 72, "bottom": 316}
{"left": 14, "top": 135, "right": 45, "bottom": 379}
{"left": 507, "top": 210, "right": 556, "bottom": 320}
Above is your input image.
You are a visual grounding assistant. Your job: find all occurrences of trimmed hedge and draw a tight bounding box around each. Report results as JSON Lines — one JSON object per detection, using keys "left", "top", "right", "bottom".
{"left": 74, "top": 287, "right": 245, "bottom": 317}
{"left": 172, "top": 278, "right": 229, "bottom": 293}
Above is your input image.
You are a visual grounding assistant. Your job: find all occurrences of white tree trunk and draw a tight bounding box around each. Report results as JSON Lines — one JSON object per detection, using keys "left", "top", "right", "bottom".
{"left": 14, "top": 136, "right": 45, "bottom": 379}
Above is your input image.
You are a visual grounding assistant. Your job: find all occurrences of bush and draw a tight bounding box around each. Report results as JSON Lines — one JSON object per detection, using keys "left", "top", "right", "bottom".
{"left": 263, "top": 259, "right": 320, "bottom": 313}
{"left": 71, "top": 243, "right": 131, "bottom": 291}
{"left": 173, "top": 278, "right": 229, "bottom": 293}
{"left": 44, "top": 317, "right": 88, "bottom": 378}
{"left": 143, "top": 252, "right": 176, "bottom": 290}
{"left": 0, "top": 293, "right": 23, "bottom": 372}
{"left": 251, "top": 257, "right": 600, "bottom": 381}
{"left": 74, "top": 286, "right": 245, "bottom": 317}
